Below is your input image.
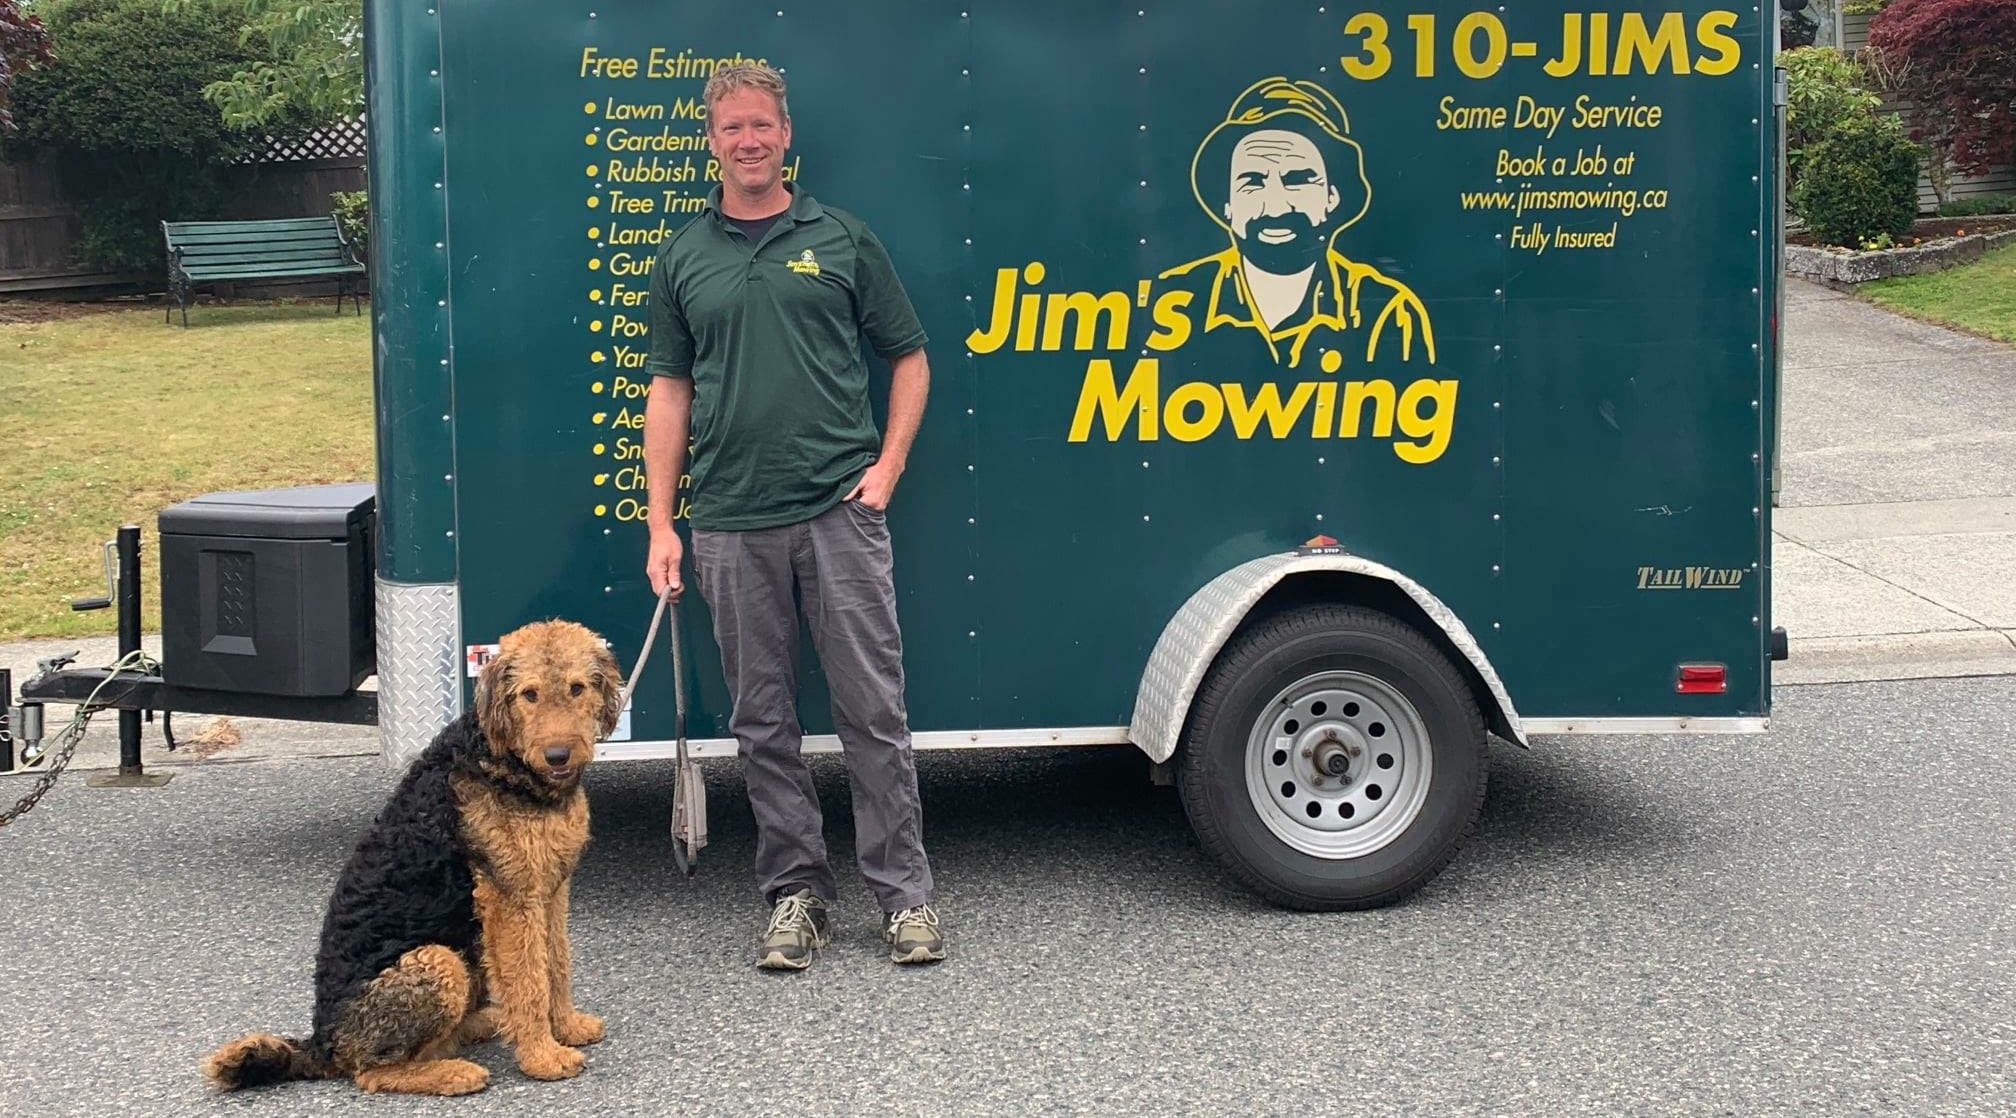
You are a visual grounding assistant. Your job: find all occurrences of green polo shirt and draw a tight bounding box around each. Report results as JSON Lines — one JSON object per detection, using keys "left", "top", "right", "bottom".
{"left": 646, "top": 183, "right": 928, "bottom": 531}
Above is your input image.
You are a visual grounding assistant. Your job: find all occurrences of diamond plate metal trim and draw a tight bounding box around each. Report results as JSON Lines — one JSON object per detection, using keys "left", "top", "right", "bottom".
{"left": 376, "top": 578, "right": 461, "bottom": 769}
{"left": 1128, "top": 552, "right": 1527, "bottom": 764}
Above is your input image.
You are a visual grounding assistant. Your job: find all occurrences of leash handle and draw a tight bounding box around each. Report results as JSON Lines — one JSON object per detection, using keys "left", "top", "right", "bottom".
{"left": 666, "top": 585, "right": 702, "bottom": 876}
{"left": 669, "top": 591, "right": 685, "bottom": 748}
{"left": 612, "top": 583, "right": 703, "bottom": 875}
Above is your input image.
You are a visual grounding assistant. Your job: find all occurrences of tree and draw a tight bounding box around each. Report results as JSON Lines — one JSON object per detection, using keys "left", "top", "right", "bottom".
{"left": 1865, "top": 0, "right": 2016, "bottom": 180}
{"left": 4, "top": 0, "right": 276, "bottom": 272}
{"left": 168, "top": 0, "right": 361, "bottom": 129}
{"left": 0, "top": 0, "right": 55, "bottom": 132}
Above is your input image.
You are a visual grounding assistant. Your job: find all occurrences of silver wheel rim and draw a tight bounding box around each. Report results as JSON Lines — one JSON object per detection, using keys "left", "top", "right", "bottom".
{"left": 1244, "top": 670, "right": 1433, "bottom": 859}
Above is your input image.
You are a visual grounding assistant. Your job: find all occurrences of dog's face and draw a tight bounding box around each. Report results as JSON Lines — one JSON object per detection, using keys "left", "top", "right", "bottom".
{"left": 474, "top": 620, "right": 624, "bottom": 788}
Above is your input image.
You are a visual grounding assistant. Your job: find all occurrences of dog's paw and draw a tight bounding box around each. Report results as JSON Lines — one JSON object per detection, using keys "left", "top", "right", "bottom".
{"left": 353, "top": 1058, "right": 489, "bottom": 1096}
{"left": 553, "top": 1011, "right": 604, "bottom": 1047}
{"left": 456, "top": 1007, "right": 500, "bottom": 1045}
{"left": 431, "top": 1059, "right": 492, "bottom": 1096}
{"left": 517, "top": 1043, "right": 586, "bottom": 1081}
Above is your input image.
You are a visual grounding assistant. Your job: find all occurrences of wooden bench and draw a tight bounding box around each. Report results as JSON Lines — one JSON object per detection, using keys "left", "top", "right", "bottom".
{"left": 161, "top": 216, "right": 366, "bottom": 326}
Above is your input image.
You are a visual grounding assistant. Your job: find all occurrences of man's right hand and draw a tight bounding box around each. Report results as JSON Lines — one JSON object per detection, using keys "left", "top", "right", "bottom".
{"left": 646, "top": 527, "right": 684, "bottom": 602}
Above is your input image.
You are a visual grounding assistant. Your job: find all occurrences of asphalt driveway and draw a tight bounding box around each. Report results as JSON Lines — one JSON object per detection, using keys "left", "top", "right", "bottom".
{"left": 2, "top": 676, "right": 2011, "bottom": 1117}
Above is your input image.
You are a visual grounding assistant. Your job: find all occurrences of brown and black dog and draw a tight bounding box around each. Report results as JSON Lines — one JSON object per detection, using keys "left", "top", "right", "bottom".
{"left": 201, "top": 619, "right": 623, "bottom": 1095}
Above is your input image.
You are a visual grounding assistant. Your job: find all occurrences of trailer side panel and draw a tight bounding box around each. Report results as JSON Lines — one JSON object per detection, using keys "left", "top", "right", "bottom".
{"left": 396, "top": 1, "right": 1773, "bottom": 749}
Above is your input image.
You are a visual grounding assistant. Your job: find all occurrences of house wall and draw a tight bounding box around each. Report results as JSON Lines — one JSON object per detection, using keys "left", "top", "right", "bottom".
{"left": 1841, "top": 10, "right": 2016, "bottom": 212}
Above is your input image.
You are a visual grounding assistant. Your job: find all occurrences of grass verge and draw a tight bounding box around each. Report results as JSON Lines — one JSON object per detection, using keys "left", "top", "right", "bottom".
{"left": 1859, "top": 243, "right": 2016, "bottom": 343}
{"left": 0, "top": 300, "right": 372, "bottom": 641}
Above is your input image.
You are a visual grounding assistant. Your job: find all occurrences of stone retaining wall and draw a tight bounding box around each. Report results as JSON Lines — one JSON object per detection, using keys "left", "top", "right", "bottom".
{"left": 1787, "top": 227, "right": 2016, "bottom": 288}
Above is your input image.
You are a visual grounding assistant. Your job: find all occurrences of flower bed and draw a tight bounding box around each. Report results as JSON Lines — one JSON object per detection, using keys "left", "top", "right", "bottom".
{"left": 1785, "top": 215, "right": 2016, "bottom": 286}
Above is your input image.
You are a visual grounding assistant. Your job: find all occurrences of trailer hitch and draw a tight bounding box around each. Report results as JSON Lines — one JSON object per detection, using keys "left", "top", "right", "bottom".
{"left": 1, "top": 648, "right": 164, "bottom": 829}
{"left": 3, "top": 658, "right": 78, "bottom": 771}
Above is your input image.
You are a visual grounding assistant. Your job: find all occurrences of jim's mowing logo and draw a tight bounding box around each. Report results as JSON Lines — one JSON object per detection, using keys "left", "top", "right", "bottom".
{"left": 967, "top": 77, "right": 1455, "bottom": 465}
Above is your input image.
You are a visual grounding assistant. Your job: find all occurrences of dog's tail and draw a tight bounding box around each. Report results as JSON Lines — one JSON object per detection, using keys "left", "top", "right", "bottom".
{"left": 202, "top": 1033, "right": 327, "bottom": 1090}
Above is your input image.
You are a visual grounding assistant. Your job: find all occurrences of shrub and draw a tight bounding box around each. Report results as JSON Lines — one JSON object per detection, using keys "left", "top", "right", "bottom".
{"left": 331, "top": 188, "right": 367, "bottom": 259}
{"left": 1865, "top": 0, "right": 2016, "bottom": 179}
{"left": 0, "top": 0, "right": 292, "bottom": 274}
{"left": 1792, "top": 113, "right": 1923, "bottom": 247}
{"left": 1783, "top": 47, "right": 1885, "bottom": 196}
{"left": 1938, "top": 193, "right": 2016, "bottom": 217}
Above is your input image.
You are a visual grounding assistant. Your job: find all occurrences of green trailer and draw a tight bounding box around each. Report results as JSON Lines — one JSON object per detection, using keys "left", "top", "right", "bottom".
{"left": 13, "top": 1, "right": 1786, "bottom": 908}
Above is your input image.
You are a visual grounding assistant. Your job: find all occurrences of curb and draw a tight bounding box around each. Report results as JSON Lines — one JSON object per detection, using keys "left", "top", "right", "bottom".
{"left": 1777, "top": 630, "right": 2016, "bottom": 686}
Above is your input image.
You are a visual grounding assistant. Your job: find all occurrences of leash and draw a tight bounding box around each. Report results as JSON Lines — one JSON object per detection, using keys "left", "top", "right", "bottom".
{"left": 617, "top": 583, "right": 706, "bottom": 875}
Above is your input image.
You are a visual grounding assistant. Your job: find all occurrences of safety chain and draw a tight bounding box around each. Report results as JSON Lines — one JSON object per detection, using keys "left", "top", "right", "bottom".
{"left": 0, "top": 650, "right": 160, "bottom": 830}
{"left": 0, "top": 734, "right": 82, "bottom": 829}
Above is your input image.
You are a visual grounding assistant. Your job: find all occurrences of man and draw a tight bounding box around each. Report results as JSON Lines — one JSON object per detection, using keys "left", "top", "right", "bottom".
{"left": 641, "top": 63, "right": 942, "bottom": 969}
{"left": 1159, "top": 76, "right": 1434, "bottom": 370}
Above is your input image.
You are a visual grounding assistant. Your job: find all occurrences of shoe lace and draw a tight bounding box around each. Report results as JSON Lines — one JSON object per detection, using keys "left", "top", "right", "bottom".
{"left": 888, "top": 905, "right": 938, "bottom": 933}
{"left": 767, "top": 893, "right": 819, "bottom": 937}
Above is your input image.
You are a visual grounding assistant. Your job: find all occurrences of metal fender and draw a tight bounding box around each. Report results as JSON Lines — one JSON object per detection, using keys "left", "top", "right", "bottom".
{"left": 1128, "top": 551, "right": 1528, "bottom": 763}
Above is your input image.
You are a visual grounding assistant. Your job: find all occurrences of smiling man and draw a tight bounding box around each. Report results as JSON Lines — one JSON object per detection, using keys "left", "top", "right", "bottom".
{"left": 1159, "top": 77, "right": 1434, "bottom": 370}
{"left": 642, "top": 63, "right": 943, "bottom": 969}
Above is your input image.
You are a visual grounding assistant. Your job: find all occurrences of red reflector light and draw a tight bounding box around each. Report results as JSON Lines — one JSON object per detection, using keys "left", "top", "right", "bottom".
{"left": 1676, "top": 664, "right": 1726, "bottom": 694}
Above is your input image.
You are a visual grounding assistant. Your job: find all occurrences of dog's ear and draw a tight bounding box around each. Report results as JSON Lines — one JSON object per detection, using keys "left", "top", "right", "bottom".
{"left": 591, "top": 640, "right": 625, "bottom": 739}
{"left": 473, "top": 645, "right": 517, "bottom": 745}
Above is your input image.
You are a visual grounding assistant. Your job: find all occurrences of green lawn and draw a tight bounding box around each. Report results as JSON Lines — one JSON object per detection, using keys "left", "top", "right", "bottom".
{"left": 1860, "top": 243, "right": 2016, "bottom": 343}
{"left": 0, "top": 301, "right": 373, "bottom": 641}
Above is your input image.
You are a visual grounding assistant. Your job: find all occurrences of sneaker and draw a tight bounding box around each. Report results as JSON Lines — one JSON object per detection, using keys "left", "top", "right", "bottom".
{"left": 884, "top": 904, "right": 946, "bottom": 964}
{"left": 755, "top": 889, "right": 830, "bottom": 970}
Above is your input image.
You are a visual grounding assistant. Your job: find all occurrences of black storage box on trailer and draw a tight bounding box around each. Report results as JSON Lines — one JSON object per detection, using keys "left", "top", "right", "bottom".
{"left": 158, "top": 483, "right": 376, "bottom": 697}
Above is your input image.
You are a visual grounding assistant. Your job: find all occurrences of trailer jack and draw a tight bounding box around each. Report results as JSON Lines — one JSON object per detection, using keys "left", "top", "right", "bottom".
{"left": 81, "top": 526, "right": 170, "bottom": 787}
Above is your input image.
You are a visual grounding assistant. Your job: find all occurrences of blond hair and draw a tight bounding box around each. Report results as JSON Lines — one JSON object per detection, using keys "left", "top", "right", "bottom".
{"left": 703, "top": 63, "right": 790, "bottom": 129}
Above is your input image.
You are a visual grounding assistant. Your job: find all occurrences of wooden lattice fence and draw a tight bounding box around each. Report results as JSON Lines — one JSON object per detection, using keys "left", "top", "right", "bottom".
{"left": 231, "top": 116, "right": 370, "bottom": 164}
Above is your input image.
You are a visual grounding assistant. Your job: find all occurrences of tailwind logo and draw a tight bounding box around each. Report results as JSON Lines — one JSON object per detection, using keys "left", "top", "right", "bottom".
{"left": 1636, "top": 566, "right": 1748, "bottom": 590}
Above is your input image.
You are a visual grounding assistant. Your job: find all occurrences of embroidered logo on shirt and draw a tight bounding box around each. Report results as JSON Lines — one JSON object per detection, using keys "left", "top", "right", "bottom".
{"left": 787, "top": 248, "right": 821, "bottom": 276}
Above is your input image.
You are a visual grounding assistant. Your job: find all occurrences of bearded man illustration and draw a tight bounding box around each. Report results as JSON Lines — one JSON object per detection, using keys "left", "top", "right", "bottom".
{"left": 1159, "top": 77, "right": 1434, "bottom": 370}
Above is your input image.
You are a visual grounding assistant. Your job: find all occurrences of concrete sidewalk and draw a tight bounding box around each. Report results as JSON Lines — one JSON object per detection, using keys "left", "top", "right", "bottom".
{"left": 3, "top": 279, "right": 2012, "bottom": 777}
{"left": 1773, "top": 279, "right": 2016, "bottom": 684}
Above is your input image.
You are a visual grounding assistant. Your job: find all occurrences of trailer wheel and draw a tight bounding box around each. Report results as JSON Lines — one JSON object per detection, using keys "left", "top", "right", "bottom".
{"left": 1176, "top": 604, "right": 1487, "bottom": 910}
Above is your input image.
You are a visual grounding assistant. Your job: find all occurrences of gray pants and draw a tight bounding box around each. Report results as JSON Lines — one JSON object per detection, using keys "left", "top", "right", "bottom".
{"left": 690, "top": 498, "right": 933, "bottom": 914}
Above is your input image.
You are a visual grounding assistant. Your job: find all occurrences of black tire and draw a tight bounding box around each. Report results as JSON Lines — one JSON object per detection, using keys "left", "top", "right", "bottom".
{"left": 1176, "top": 604, "right": 1488, "bottom": 911}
